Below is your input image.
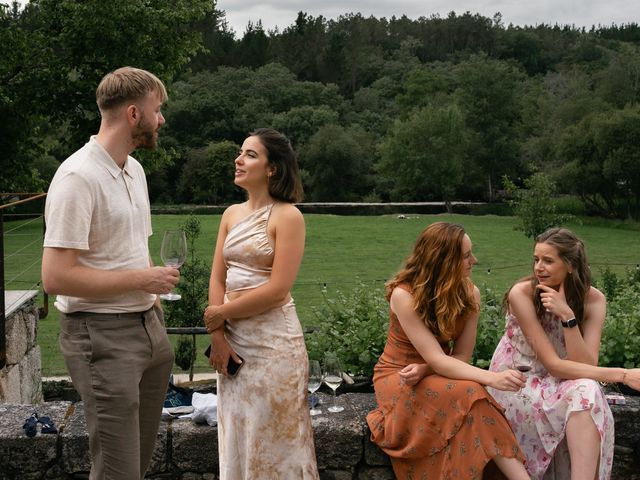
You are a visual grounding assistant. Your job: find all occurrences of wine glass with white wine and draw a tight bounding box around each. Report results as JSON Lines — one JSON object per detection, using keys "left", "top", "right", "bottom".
{"left": 159, "top": 230, "right": 187, "bottom": 301}
{"left": 323, "top": 354, "right": 344, "bottom": 413}
{"left": 308, "top": 360, "right": 323, "bottom": 416}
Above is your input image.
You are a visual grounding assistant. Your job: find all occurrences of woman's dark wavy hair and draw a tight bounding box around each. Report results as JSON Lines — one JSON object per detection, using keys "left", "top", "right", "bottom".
{"left": 249, "top": 128, "right": 303, "bottom": 203}
{"left": 505, "top": 227, "right": 591, "bottom": 327}
{"left": 385, "top": 222, "right": 478, "bottom": 339}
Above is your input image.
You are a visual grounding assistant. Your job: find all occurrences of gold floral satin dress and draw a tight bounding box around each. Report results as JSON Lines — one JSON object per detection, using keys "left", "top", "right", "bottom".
{"left": 367, "top": 285, "right": 525, "bottom": 479}
{"left": 217, "top": 204, "right": 319, "bottom": 479}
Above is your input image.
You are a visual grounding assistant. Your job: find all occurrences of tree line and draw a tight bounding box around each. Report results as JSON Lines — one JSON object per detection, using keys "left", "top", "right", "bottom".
{"left": 2, "top": 1, "right": 640, "bottom": 218}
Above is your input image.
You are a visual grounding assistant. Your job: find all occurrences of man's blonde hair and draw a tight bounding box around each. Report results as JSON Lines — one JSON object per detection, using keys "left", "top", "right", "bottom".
{"left": 96, "top": 66, "right": 168, "bottom": 112}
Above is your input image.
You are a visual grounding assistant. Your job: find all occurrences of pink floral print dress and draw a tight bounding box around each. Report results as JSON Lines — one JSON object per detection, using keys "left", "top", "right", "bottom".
{"left": 487, "top": 311, "right": 614, "bottom": 479}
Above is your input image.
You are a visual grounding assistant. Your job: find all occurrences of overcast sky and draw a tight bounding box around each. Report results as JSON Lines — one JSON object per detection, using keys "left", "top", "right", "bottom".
{"left": 217, "top": 0, "right": 640, "bottom": 36}
{"left": 3, "top": 1, "right": 638, "bottom": 35}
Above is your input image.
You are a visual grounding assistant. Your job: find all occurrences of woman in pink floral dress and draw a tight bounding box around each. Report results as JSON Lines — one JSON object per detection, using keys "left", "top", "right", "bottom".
{"left": 488, "top": 228, "right": 640, "bottom": 480}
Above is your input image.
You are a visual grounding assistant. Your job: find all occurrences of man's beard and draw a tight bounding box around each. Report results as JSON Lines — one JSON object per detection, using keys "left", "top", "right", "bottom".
{"left": 132, "top": 117, "right": 158, "bottom": 150}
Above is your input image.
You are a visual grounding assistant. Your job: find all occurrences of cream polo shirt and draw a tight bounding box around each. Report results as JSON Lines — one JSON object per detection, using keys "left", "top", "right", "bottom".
{"left": 44, "top": 136, "right": 155, "bottom": 313}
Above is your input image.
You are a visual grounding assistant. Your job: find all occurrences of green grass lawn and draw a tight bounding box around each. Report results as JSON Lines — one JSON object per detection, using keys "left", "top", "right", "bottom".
{"left": 11, "top": 213, "right": 640, "bottom": 376}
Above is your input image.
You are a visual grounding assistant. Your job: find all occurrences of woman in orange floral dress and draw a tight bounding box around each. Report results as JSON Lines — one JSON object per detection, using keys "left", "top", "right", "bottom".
{"left": 367, "top": 222, "right": 530, "bottom": 479}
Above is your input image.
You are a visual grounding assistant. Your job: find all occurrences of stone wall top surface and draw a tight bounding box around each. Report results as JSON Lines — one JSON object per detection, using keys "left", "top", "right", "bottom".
{"left": 4, "top": 290, "right": 37, "bottom": 317}
{"left": 0, "top": 393, "right": 638, "bottom": 479}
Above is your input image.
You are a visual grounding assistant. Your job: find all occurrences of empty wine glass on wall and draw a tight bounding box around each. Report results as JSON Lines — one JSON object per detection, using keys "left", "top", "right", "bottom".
{"left": 323, "top": 354, "right": 344, "bottom": 413}
{"left": 308, "top": 360, "right": 323, "bottom": 416}
{"left": 159, "top": 230, "right": 187, "bottom": 301}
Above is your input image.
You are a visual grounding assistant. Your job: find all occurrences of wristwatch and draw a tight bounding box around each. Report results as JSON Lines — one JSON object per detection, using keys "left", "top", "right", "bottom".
{"left": 561, "top": 317, "right": 578, "bottom": 328}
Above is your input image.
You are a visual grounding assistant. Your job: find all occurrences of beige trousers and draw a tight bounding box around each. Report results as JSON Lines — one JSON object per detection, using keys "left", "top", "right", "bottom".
{"left": 59, "top": 305, "right": 174, "bottom": 480}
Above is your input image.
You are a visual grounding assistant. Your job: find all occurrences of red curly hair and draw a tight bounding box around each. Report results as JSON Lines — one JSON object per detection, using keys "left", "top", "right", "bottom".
{"left": 386, "top": 222, "right": 478, "bottom": 339}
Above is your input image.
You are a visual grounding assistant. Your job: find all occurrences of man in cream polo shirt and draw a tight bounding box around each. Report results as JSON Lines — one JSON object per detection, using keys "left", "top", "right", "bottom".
{"left": 42, "top": 67, "right": 178, "bottom": 480}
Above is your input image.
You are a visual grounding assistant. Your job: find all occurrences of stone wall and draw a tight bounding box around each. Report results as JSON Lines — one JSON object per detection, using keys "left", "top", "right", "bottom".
{"left": 0, "top": 392, "right": 638, "bottom": 479}
{"left": 0, "top": 292, "right": 42, "bottom": 404}
{"left": 150, "top": 201, "right": 507, "bottom": 217}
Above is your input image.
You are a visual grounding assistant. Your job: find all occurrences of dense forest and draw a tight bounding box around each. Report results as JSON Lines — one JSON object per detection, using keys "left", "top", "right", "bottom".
{"left": 2, "top": 0, "right": 640, "bottom": 218}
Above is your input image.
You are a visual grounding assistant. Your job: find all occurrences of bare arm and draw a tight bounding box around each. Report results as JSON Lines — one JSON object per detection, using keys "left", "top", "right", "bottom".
{"left": 204, "top": 206, "right": 276, "bottom": 375}
{"left": 204, "top": 209, "right": 241, "bottom": 374}
{"left": 208, "top": 210, "right": 231, "bottom": 308}
{"left": 204, "top": 204, "right": 305, "bottom": 328}
{"left": 449, "top": 286, "right": 481, "bottom": 363}
{"left": 42, "top": 247, "right": 179, "bottom": 297}
{"left": 392, "top": 287, "right": 525, "bottom": 392}
{"left": 537, "top": 283, "right": 603, "bottom": 365}
{"left": 399, "top": 287, "right": 480, "bottom": 386}
{"left": 509, "top": 282, "right": 626, "bottom": 382}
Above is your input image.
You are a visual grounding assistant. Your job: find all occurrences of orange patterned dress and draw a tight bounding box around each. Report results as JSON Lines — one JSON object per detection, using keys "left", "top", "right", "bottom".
{"left": 366, "top": 285, "right": 525, "bottom": 479}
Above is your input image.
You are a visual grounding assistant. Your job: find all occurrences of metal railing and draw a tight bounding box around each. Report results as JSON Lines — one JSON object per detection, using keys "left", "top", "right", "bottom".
{"left": 0, "top": 192, "right": 48, "bottom": 369}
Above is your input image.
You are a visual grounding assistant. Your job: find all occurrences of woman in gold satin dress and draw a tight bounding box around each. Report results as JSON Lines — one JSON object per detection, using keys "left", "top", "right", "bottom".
{"left": 203, "top": 128, "right": 319, "bottom": 480}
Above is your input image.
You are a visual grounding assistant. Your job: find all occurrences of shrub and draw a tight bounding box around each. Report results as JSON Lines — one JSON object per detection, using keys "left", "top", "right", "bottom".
{"left": 472, "top": 285, "right": 505, "bottom": 368}
{"left": 164, "top": 215, "right": 211, "bottom": 379}
{"left": 174, "top": 336, "right": 194, "bottom": 371}
{"left": 305, "top": 282, "right": 508, "bottom": 375}
{"left": 503, "top": 173, "right": 573, "bottom": 238}
{"left": 472, "top": 270, "right": 640, "bottom": 369}
{"left": 599, "top": 269, "right": 640, "bottom": 368}
{"left": 303, "top": 271, "right": 640, "bottom": 374}
{"left": 596, "top": 266, "right": 622, "bottom": 301}
{"left": 305, "top": 281, "right": 389, "bottom": 377}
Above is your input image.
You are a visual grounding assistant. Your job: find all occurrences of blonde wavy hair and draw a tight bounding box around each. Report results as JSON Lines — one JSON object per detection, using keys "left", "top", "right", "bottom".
{"left": 385, "top": 222, "right": 478, "bottom": 339}
{"left": 96, "top": 66, "right": 167, "bottom": 113}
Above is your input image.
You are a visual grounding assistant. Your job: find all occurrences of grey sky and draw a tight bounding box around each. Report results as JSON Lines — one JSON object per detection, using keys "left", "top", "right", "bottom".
{"left": 218, "top": 1, "right": 640, "bottom": 35}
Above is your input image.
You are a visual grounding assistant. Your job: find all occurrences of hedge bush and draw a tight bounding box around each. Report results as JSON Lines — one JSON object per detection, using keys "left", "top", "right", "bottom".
{"left": 305, "top": 269, "right": 640, "bottom": 376}
{"left": 599, "top": 268, "right": 640, "bottom": 368}
{"left": 305, "top": 281, "right": 388, "bottom": 377}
